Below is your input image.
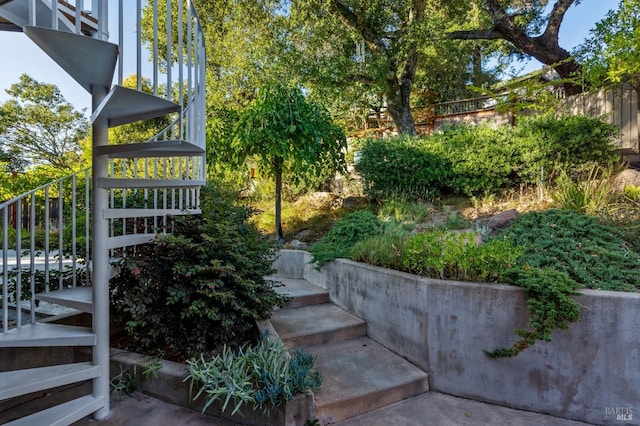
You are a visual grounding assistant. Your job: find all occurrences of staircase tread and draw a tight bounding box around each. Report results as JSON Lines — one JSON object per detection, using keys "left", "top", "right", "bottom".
{"left": 94, "top": 139, "right": 204, "bottom": 158}
{"left": 271, "top": 277, "right": 329, "bottom": 300}
{"left": 92, "top": 85, "right": 180, "bottom": 127}
{"left": 23, "top": 26, "right": 117, "bottom": 93}
{"left": 102, "top": 208, "right": 202, "bottom": 219}
{"left": 307, "top": 336, "right": 429, "bottom": 411}
{"left": 0, "top": 362, "right": 99, "bottom": 401}
{"left": 5, "top": 394, "right": 105, "bottom": 426}
{"left": 98, "top": 178, "right": 206, "bottom": 189}
{"left": 270, "top": 303, "right": 365, "bottom": 345}
{"left": 0, "top": 323, "right": 95, "bottom": 347}
{"left": 36, "top": 286, "right": 92, "bottom": 313}
{"left": 107, "top": 233, "right": 157, "bottom": 249}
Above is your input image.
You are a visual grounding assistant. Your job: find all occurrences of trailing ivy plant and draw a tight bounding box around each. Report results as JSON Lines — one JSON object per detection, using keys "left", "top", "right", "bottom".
{"left": 186, "top": 335, "right": 321, "bottom": 416}
{"left": 485, "top": 267, "right": 581, "bottom": 358}
{"left": 486, "top": 209, "right": 640, "bottom": 357}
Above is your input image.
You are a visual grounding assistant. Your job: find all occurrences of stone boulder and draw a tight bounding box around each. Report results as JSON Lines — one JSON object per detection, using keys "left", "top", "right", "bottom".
{"left": 614, "top": 169, "right": 640, "bottom": 191}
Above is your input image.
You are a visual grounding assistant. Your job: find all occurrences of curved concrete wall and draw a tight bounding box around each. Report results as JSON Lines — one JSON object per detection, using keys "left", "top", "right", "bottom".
{"left": 274, "top": 250, "right": 640, "bottom": 425}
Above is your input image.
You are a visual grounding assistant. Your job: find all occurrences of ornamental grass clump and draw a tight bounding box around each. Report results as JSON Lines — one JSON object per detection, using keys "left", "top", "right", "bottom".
{"left": 186, "top": 336, "right": 321, "bottom": 416}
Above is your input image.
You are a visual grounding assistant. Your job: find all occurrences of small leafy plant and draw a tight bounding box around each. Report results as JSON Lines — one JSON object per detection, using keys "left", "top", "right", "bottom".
{"left": 186, "top": 336, "right": 321, "bottom": 416}
{"left": 309, "top": 209, "right": 383, "bottom": 268}
{"left": 110, "top": 367, "right": 136, "bottom": 398}
{"left": 401, "top": 230, "right": 521, "bottom": 282}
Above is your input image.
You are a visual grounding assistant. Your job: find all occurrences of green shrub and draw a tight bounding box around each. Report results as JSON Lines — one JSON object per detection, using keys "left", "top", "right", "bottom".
{"left": 514, "top": 114, "right": 621, "bottom": 181}
{"left": 497, "top": 209, "right": 640, "bottom": 292}
{"left": 309, "top": 209, "right": 383, "bottom": 268}
{"left": 430, "top": 124, "right": 522, "bottom": 196}
{"left": 354, "top": 135, "right": 451, "bottom": 201}
{"left": 110, "top": 185, "right": 287, "bottom": 358}
{"left": 354, "top": 116, "right": 621, "bottom": 198}
{"left": 186, "top": 336, "right": 321, "bottom": 415}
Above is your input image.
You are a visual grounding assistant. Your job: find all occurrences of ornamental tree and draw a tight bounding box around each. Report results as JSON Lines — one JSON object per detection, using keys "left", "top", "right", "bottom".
{"left": 0, "top": 74, "right": 88, "bottom": 171}
{"left": 580, "top": 0, "right": 640, "bottom": 92}
{"left": 232, "top": 82, "right": 347, "bottom": 243}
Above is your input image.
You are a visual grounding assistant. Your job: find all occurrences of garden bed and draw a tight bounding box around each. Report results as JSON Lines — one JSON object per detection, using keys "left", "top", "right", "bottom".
{"left": 108, "top": 345, "right": 315, "bottom": 426}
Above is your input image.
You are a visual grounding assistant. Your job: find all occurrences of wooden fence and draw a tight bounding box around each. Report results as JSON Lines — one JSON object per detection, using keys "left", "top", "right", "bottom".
{"left": 559, "top": 84, "right": 638, "bottom": 152}
{"left": 363, "top": 84, "right": 639, "bottom": 153}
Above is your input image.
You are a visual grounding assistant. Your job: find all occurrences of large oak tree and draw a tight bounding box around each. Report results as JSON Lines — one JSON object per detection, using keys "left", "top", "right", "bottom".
{"left": 449, "top": 0, "right": 584, "bottom": 96}
{"left": 289, "top": 0, "right": 501, "bottom": 134}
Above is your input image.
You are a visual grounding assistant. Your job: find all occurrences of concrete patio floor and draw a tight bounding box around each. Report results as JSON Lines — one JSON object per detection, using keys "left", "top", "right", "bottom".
{"left": 74, "top": 391, "right": 595, "bottom": 426}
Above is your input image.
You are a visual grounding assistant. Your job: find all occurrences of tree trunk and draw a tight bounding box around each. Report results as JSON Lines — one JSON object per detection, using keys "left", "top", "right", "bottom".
{"left": 385, "top": 48, "right": 420, "bottom": 135}
{"left": 386, "top": 78, "right": 417, "bottom": 136}
{"left": 273, "top": 156, "right": 285, "bottom": 244}
{"left": 508, "top": 35, "right": 583, "bottom": 96}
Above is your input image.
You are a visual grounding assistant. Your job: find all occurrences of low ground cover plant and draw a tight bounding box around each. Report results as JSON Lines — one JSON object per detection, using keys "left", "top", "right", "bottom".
{"left": 309, "top": 209, "right": 383, "bottom": 267}
{"left": 497, "top": 209, "right": 640, "bottom": 293}
{"left": 186, "top": 335, "right": 321, "bottom": 415}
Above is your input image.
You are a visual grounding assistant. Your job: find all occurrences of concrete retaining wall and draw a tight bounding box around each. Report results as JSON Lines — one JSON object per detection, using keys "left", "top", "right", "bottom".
{"left": 275, "top": 250, "right": 640, "bottom": 425}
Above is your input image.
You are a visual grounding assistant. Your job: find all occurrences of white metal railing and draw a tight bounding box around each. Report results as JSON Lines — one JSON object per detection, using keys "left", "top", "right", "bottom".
{"left": 105, "top": 0, "right": 206, "bottom": 253}
{"left": 1, "top": 0, "right": 206, "bottom": 329}
{"left": 1, "top": 169, "right": 91, "bottom": 332}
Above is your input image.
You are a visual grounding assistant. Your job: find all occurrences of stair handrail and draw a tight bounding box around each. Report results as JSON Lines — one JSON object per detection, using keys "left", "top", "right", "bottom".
{"left": 1, "top": 167, "right": 91, "bottom": 333}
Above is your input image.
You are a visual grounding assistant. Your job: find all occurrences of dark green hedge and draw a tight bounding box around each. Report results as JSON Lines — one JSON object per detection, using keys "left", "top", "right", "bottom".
{"left": 355, "top": 114, "right": 621, "bottom": 199}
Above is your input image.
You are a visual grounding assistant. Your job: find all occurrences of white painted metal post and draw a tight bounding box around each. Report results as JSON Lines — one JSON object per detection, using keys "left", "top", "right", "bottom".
{"left": 92, "top": 84, "right": 110, "bottom": 420}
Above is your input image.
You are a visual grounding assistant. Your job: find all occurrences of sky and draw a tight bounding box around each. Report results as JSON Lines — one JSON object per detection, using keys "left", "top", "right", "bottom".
{"left": 0, "top": 0, "right": 618, "bottom": 115}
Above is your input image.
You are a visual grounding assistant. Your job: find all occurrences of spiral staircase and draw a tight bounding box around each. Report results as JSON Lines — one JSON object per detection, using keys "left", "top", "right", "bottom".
{"left": 0, "top": 1, "right": 206, "bottom": 424}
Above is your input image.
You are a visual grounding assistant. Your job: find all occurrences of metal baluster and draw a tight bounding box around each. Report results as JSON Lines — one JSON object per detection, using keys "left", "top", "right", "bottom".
{"left": 30, "top": 192, "right": 36, "bottom": 324}
{"left": 2, "top": 207, "right": 8, "bottom": 333}
{"left": 58, "top": 181, "right": 63, "bottom": 291}
{"left": 15, "top": 199, "right": 21, "bottom": 328}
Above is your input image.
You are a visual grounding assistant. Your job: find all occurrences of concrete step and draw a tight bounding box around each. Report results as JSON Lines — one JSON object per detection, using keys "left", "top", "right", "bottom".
{"left": 270, "top": 303, "right": 365, "bottom": 348}
{"left": 307, "top": 336, "right": 429, "bottom": 425}
{"left": 272, "top": 277, "right": 330, "bottom": 308}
